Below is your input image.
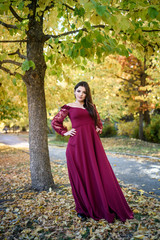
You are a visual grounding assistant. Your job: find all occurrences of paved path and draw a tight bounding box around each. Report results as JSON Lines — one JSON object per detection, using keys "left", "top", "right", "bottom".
{"left": 0, "top": 134, "right": 160, "bottom": 198}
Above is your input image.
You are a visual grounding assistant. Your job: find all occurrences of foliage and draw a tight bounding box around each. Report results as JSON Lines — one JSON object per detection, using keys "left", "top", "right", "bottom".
{"left": 0, "top": 99, "right": 20, "bottom": 121}
{"left": 0, "top": 0, "right": 160, "bottom": 133}
{"left": 131, "top": 126, "right": 140, "bottom": 140}
{"left": 0, "top": 71, "right": 28, "bottom": 125}
{"left": 144, "top": 115, "right": 160, "bottom": 143}
{"left": 101, "top": 121, "right": 117, "bottom": 137}
{"left": 117, "top": 119, "right": 139, "bottom": 138}
{"left": 0, "top": 145, "right": 160, "bottom": 239}
{"left": 55, "top": 132, "right": 69, "bottom": 142}
{"left": 117, "top": 114, "right": 160, "bottom": 143}
{"left": 21, "top": 60, "right": 35, "bottom": 71}
{"left": 1, "top": 0, "right": 160, "bottom": 84}
{"left": 0, "top": 0, "right": 160, "bottom": 190}
{"left": 116, "top": 54, "right": 160, "bottom": 118}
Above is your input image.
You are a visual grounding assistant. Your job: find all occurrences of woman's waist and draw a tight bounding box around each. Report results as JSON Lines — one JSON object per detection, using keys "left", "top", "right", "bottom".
{"left": 72, "top": 122, "right": 95, "bottom": 128}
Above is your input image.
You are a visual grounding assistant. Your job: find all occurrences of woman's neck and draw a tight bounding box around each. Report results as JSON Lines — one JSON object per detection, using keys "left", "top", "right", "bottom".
{"left": 75, "top": 100, "right": 84, "bottom": 106}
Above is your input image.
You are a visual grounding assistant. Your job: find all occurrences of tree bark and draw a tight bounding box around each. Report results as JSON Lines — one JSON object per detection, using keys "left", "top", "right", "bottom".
{"left": 138, "top": 54, "right": 147, "bottom": 140}
{"left": 143, "top": 109, "right": 150, "bottom": 125}
{"left": 139, "top": 104, "right": 144, "bottom": 140}
{"left": 24, "top": 19, "right": 54, "bottom": 191}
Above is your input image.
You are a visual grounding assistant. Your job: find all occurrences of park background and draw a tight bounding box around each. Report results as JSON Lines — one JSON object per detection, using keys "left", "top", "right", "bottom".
{"left": 0, "top": 0, "right": 160, "bottom": 239}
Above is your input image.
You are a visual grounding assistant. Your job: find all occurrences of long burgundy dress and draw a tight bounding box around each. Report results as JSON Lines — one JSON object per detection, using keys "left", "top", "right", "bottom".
{"left": 51, "top": 105, "right": 134, "bottom": 223}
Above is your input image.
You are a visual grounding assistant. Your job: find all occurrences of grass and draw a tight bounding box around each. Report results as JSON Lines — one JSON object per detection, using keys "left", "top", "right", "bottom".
{"left": 101, "top": 136, "right": 160, "bottom": 158}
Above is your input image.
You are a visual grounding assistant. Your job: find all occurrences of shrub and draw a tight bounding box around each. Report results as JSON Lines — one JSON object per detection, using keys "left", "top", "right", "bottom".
{"left": 144, "top": 115, "right": 160, "bottom": 143}
{"left": 117, "top": 120, "right": 139, "bottom": 137}
{"left": 131, "top": 126, "right": 139, "bottom": 139}
{"left": 55, "top": 133, "right": 69, "bottom": 142}
{"left": 101, "top": 122, "right": 117, "bottom": 137}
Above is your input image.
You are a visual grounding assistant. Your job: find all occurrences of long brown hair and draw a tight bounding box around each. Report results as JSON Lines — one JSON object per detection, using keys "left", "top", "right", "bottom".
{"left": 74, "top": 81, "right": 98, "bottom": 126}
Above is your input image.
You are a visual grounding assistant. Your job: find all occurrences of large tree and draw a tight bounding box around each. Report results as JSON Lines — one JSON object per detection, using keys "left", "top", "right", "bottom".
{"left": 0, "top": 0, "right": 159, "bottom": 190}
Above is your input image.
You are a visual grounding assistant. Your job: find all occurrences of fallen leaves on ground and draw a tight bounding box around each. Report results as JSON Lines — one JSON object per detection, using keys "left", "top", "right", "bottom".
{"left": 0, "top": 144, "right": 160, "bottom": 240}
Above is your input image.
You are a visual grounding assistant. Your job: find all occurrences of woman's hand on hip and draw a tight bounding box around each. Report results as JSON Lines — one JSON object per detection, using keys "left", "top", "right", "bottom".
{"left": 96, "top": 126, "right": 102, "bottom": 134}
{"left": 64, "top": 128, "right": 76, "bottom": 136}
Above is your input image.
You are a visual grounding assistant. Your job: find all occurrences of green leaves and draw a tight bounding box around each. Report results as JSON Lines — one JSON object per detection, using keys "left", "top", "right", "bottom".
{"left": 0, "top": 53, "right": 7, "bottom": 61}
{"left": 148, "top": 7, "right": 159, "bottom": 19}
{"left": 81, "top": 37, "right": 92, "bottom": 48}
{"left": 54, "top": 38, "right": 59, "bottom": 44}
{"left": 71, "top": 23, "right": 75, "bottom": 29}
{"left": 18, "top": 1, "right": 24, "bottom": 11}
{"left": 84, "top": 21, "right": 91, "bottom": 30}
{"left": 94, "top": 31, "right": 104, "bottom": 43}
{"left": 95, "top": 4, "right": 106, "bottom": 16}
{"left": 80, "top": 48, "right": 86, "bottom": 57}
{"left": 0, "top": 2, "right": 10, "bottom": 12}
{"left": 116, "top": 45, "right": 129, "bottom": 57}
{"left": 12, "top": 78, "right": 17, "bottom": 86}
{"left": 21, "top": 60, "right": 35, "bottom": 71}
{"left": 75, "top": 30, "right": 83, "bottom": 41}
{"left": 91, "top": 0, "right": 106, "bottom": 16}
{"left": 74, "top": 7, "right": 85, "bottom": 17}
{"left": 48, "top": 38, "right": 52, "bottom": 44}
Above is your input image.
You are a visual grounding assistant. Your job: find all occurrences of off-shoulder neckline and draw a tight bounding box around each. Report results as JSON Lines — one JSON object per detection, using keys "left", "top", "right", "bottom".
{"left": 65, "top": 104, "right": 86, "bottom": 110}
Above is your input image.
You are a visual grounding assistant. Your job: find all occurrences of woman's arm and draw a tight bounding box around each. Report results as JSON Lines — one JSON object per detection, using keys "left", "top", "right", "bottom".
{"left": 51, "top": 105, "right": 70, "bottom": 136}
{"left": 94, "top": 105, "right": 103, "bottom": 134}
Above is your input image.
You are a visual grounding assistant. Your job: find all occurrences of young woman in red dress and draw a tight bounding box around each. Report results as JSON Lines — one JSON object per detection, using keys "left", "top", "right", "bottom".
{"left": 51, "top": 81, "right": 134, "bottom": 223}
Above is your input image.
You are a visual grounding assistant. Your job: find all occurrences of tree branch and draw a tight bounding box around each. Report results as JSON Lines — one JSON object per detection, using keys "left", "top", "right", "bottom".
{"left": 44, "top": 2, "right": 74, "bottom": 12}
{"left": 32, "top": 0, "right": 37, "bottom": 20}
{"left": 0, "top": 20, "right": 18, "bottom": 29}
{"left": 142, "top": 29, "right": 160, "bottom": 32}
{"left": 9, "top": 5, "right": 25, "bottom": 22}
{"left": 43, "top": 1, "right": 54, "bottom": 12}
{"left": 0, "top": 65, "right": 23, "bottom": 78}
{"left": 8, "top": 49, "right": 27, "bottom": 59}
{"left": 44, "top": 25, "right": 106, "bottom": 42}
{"left": 65, "top": 5, "right": 72, "bottom": 28}
{"left": 118, "top": 8, "right": 140, "bottom": 12}
{"left": 45, "top": 24, "right": 159, "bottom": 42}
{"left": 115, "top": 74, "right": 139, "bottom": 87}
{"left": 0, "top": 40, "right": 27, "bottom": 43}
{"left": 62, "top": 3, "right": 75, "bottom": 11}
{"left": 49, "top": 28, "right": 87, "bottom": 38}
{"left": 1, "top": 60, "right": 22, "bottom": 67}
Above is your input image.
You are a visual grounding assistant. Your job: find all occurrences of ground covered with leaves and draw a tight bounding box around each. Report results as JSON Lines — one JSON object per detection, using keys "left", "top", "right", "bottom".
{"left": 0, "top": 144, "right": 159, "bottom": 240}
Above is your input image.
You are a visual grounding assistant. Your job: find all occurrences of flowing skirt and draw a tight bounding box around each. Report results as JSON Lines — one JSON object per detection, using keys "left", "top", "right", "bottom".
{"left": 66, "top": 124, "right": 134, "bottom": 223}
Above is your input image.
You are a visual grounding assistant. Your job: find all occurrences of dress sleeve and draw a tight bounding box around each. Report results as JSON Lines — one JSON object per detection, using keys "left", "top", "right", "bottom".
{"left": 51, "top": 105, "right": 70, "bottom": 136}
{"left": 94, "top": 104, "right": 103, "bottom": 131}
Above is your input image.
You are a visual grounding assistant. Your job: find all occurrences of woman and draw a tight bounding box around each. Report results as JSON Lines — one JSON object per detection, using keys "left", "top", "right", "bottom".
{"left": 51, "top": 81, "right": 134, "bottom": 223}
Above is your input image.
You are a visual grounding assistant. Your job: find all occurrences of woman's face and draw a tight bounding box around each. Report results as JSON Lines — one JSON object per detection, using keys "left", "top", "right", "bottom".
{"left": 74, "top": 86, "right": 86, "bottom": 102}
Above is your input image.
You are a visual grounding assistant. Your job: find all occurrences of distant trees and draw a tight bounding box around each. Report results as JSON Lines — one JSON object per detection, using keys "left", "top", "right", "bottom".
{"left": 0, "top": 0, "right": 159, "bottom": 189}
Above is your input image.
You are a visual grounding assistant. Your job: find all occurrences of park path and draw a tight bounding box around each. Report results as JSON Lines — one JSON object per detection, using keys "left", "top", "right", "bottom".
{"left": 0, "top": 133, "right": 159, "bottom": 198}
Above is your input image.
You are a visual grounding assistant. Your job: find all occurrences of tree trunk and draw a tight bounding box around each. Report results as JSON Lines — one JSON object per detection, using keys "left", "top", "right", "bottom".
{"left": 138, "top": 54, "right": 147, "bottom": 140}
{"left": 24, "top": 19, "right": 54, "bottom": 191}
{"left": 143, "top": 109, "right": 150, "bottom": 125}
{"left": 139, "top": 107, "right": 144, "bottom": 140}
